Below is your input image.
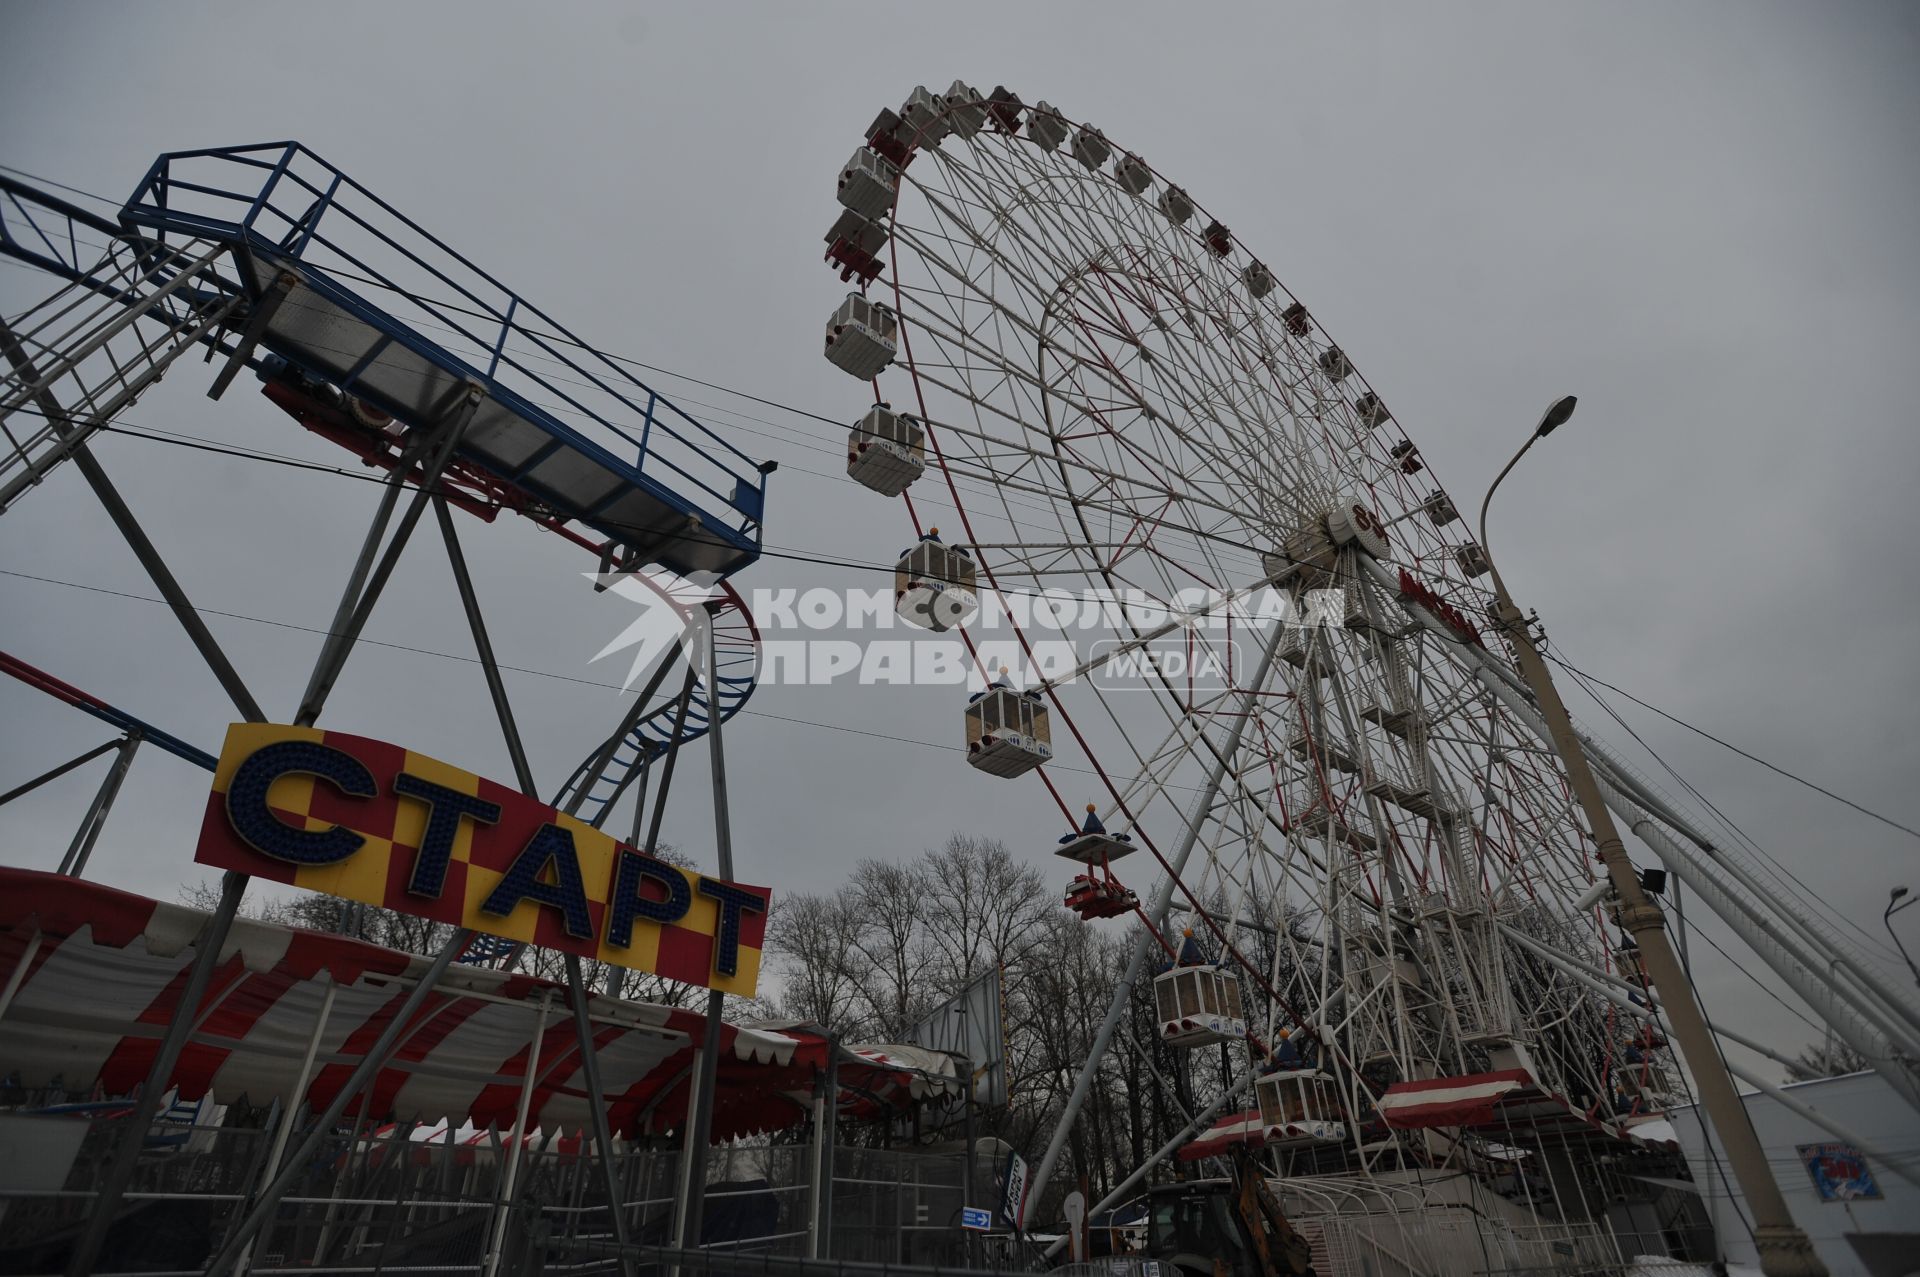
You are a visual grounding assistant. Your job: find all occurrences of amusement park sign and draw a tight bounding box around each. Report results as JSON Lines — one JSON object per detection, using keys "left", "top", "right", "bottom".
{"left": 194, "top": 724, "right": 771, "bottom": 995}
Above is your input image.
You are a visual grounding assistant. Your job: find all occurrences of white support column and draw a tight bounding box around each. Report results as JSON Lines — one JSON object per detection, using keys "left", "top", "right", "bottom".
{"left": 1451, "top": 652, "right": 1920, "bottom": 1113}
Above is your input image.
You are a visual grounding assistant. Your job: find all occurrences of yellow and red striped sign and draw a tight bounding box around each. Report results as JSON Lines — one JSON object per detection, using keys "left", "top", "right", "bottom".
{"left": 195, "top": 723, "right": 768, "bottom": 995}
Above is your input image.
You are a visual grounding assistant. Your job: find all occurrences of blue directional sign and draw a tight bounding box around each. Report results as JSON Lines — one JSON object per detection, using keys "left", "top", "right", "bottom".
{"left": 960, "top": 1206, "right": 993, "bottom": 1232}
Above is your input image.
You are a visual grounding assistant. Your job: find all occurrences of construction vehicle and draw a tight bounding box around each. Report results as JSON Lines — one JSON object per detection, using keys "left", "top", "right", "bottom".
{"left": 1144, "top": 1148, "right": 1315, "bottom": 1277}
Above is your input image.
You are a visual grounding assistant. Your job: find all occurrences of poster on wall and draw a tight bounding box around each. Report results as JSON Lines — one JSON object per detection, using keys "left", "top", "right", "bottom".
{"left": 1797, "top": 1142, "right": 1882, "bottom": 1202}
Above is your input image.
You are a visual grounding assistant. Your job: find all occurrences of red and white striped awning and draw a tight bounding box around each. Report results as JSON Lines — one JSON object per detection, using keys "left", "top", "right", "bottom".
{"left": 0, "top": 868, "right": 946, "bottom": 1141}
{"left": 1177, "top": 1109, "right": 1266, "bottom": 1161}
{"left": 1376, "top": 1069, "right": 1538, "bottom": 1130}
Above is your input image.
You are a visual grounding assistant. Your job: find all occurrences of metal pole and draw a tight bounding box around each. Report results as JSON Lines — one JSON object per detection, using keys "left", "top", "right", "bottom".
{"left": 484, "top": 991, "right": 552, "bottom": 1277}
{"left": 296, "top": 389, "right": 482, "bottom": 725}
{"left": 806, "top": 1063, "right": 828, "bottom": 1259}
{"left": 671, "top": 1045, "right": 704, "bottom": 1246}
{"left": 1027, "top": 614, "right": 1288, "bottom": 1223}
{"left": 1043, "top": 1069, "right": 1257, "bottom": 1260}
{"left": 816, "top": 1040, "right": 839, "bottom": 1261}
{"left": 677, "top": 616, "right": 736, "bottom": 1250}
{"left": 564, "top": 953, "right": 637, "bottom": 1277}
{"left": 1476, "top": 421, "right": 1824, "bottom": 1277}
{"left": 57, "top": 728, "right": 141, "bottom": 877}
{"left": 65, "top": 869, "right": 250, "bottom": 1277}
{"left": 0, "top": 317, "right": 265, "bottom": 723}
{"left": 435, "top": 496, "right": 536, "bottom": 795}
{"left": 442, "top": 510, "right": 634, "bottom": 1272}
{"left": 202, "top": 928, "right": 475, "bottom": 1277}
{"left": 234, "top": 976, "right": 337, "bottom": 1275}
{"left": 0, "top": 738, "right": 121, "bottom": 808}
{"left": 0, "top": 928, "right": 42, "bottom": 1023}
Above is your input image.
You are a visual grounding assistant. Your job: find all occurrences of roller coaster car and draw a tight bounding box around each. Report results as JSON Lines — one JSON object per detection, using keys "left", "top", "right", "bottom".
{"left": 258, "top": 368, "right": 500, "bottom": 525}
{"left": 1146, "top": 1148, "right": 1315, "bottom": 1277}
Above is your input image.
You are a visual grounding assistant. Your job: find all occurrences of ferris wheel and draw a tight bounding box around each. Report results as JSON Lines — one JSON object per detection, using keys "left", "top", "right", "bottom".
{"left": 816, "top": 84, "right": 1668, "bottom": 1180}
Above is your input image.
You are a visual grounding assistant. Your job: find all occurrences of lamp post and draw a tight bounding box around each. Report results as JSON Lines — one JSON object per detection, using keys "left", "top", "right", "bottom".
{"left": 1478, "top": 396, "right": 1825, "bottom": 1277}
{"left": 1886, "top": 888, "right": 1920, "bottom": 989}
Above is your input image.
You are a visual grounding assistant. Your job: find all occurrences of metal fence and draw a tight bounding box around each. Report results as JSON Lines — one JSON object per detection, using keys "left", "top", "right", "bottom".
{"left": 0, "top": 1112, "right": 1011, "bottom": 1276}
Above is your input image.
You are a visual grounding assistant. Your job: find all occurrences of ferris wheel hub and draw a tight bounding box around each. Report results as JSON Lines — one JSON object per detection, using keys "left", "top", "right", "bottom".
{"left": 1327, "top": 496, "right": 1391, "bottom": 559}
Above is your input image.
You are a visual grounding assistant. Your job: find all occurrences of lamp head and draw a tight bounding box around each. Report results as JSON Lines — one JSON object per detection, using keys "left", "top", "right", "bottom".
{"left": 1894, "top": 886, "right": 1911, "bottom": 902}
{"left": 1537, "top": 395, "right": 1578, "bottom": 437}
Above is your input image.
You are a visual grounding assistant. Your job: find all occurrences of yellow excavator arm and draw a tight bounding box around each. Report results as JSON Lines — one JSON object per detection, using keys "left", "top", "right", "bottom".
{"left": 1230, "top": 1146, "right": 1315, "bottom": 1277}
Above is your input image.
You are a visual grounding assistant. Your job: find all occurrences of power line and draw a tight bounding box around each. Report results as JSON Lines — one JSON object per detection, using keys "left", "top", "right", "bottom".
{"left": 18, "top": 396, "right": 1918, "bottom": 859}
{"left": 8, "top": 163, "right": 1913, "bottom": 851}
{"left": 1548, "top": 650, "right": 1920, "bottom": 843}
{"left": 1556, "top": 652, "right": 1907, "bottom": 965}
{"left": 0, "top": 563, "right": 1193, "bottom": 793}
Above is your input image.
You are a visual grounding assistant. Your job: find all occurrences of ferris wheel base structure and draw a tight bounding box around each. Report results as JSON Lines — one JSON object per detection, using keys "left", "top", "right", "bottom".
{"left": 25, "top": 142, "right": 772, "bottom": 581}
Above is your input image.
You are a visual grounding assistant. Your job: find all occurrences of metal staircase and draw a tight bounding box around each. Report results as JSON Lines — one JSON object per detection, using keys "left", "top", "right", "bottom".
{"left": 0, "top": 196, "right": 243, "bottom": 511}
{"left": 555, "top": 582, "right": 761, "bottom": 829}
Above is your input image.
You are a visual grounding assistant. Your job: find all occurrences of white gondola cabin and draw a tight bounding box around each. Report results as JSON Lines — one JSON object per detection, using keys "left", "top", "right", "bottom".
{"left": 1158, "top": 184, "right": 1195, "bottom": 224}
{"left": 1071, "top": 125, "right": 1112, "bottom": 171}
{"left": 895, "top": 529, "right": 977, "bottom": 631}
{"left": 824, "top": 292, "right": 897, "bottom": 379}
{"left": 1243, "top": 261, "right": 1276, "bottom": 300}
{"left": 1154, "top": 958, "right": 1245, "bottom": 1047}
{"left": 1281, "top": 302, "right": 1311, "bottom": 337}
{"left": 837, "top": 147, "right": 900, "bottom": 220}
{"left": 1202, "top": 220, "right": 1233, "bottom": 258}
{"left": 1114, "top": 153, "right": 1152, "bottom": 196}
{"left": 846, "top": 403, "right": 925, "bottom": 496}
{"left": 945, "top": 80, "right": 988, "bottom": 137}
{"left": 1255, "top": 1067, "right": 1347, "bottom": 1145}
{"left": 1423, "top": 490, "right": 1459, "bottom": 526}
{"left": 900, "top": 86, "right": 950, "bottom": 147}
{"left": 1455, "top": 542, "right": 1492, "bottom": 578}
{"left": 1353, "top": 391, "right": 1391, "bottom": 429}
{"left": 1026, "top": 101, "right": 1069, "bottom": 151}
{"left": 965, "top": 675, "right": 1052, "bottom": 777}
{"left": 1318, "top": 346, "right": 1353, "bottom": 382}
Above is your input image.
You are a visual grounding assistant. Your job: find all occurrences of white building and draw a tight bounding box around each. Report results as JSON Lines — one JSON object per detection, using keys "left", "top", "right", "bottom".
{"left": 1667, "top": 1070, "right": 1920, "bottom": 1277}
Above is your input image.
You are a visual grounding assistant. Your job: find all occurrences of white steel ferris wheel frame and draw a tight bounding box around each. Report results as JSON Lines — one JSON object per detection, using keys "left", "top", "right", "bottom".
{"left": 851, "top": 93, "right": 1643, "bottom": 1168}
{"left": 821, "top": 84, "right": 1920, "bottom": 1207}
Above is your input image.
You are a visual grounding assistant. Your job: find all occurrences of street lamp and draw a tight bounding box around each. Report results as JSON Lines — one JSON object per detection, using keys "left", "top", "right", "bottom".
{"left": 1478, "top": 397, "right": 1825, "bottom": 1277}
{"left": 1886, "top": 887, "right": 1920, "bottom": 988}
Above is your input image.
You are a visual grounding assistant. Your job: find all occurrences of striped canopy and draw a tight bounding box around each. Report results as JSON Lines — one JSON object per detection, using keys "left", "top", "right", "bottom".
{"left": 0, "top": 868, "right": 951, "bottom": 1141}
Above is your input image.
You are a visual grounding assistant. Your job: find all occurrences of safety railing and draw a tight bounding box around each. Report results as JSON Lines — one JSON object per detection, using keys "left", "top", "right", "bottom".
{"left": 119, "top": 142, "right": 767, "bottom": 547}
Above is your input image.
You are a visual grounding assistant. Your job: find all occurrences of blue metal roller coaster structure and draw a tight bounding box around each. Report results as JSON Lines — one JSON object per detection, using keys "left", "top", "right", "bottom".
{"left": 0, "top": 143, "right": 767, "bottom": 789}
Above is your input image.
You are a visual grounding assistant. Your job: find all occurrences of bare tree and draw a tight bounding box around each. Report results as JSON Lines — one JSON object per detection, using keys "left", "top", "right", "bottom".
{"left": 1784, "top": 1039, "right": 1870, "bottom": 1082}
{"left": 847, "top": 858, "right": 932, "bottom": 1039}
{"left": 769, "top": 891, "right": 872, "bottom": 1033}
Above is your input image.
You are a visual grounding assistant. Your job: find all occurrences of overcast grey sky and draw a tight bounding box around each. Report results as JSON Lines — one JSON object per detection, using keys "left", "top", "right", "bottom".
{"left": 3, "top": 2, "right": 1917, "bottom": 1077}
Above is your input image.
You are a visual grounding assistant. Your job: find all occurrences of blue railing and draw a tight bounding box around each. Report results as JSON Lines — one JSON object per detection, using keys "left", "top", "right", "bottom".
{"left": 118, "top": 142, "right": 768, "bottom": 558}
